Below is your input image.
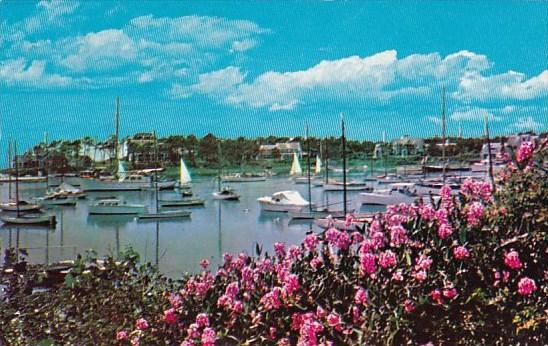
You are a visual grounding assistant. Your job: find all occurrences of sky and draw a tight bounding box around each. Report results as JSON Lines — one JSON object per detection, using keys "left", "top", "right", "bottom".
{"left": 0, "top": 0, "right": 547, "bottom": 163}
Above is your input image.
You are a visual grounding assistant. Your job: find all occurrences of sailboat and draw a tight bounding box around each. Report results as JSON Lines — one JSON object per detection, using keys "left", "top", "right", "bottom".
{"left": 0, "top": 141, "right": 55, "bottom": 226}
{"left": 138, "top": 171, "right": 191, "bottom": 220}
{"left": 290, "top": 152, "right": 307, "bottom": 184}
{"left": 212, "top": 147, "right": 240, "bottom": 201}
{"left": 80, "top": 98, "right": 152, "bottom": 191}
{"left": 177, "top": 158, "right": 194, "bottom": 196}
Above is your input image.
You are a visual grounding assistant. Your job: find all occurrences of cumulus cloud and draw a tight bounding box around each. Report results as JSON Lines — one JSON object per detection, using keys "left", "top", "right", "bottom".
{"left": 450, "top": 108, "right": 501, "bottom": 122}
{"left": 37, "top": 0, "right": 79, "bottom": 21}
{"left": 511, "top": 116, "right": 544, "bottom": 131}
{"left": 186, "top": 50, "right": 506, "bottom": 111}
{"left": 60, "top": 29, "right": 137, "bottom": 72}
{"left": 0, "top": 58, "right": 72, "bottom": 88}
{"left": 454, "top": 70, "right": 548, "bottom": 102}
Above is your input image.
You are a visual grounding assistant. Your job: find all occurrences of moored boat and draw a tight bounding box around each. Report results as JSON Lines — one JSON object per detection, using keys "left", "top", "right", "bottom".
{"left": 221, "top": 173, "right": 267, "bottom": 182}
{"left": 0, "top": 213, "right": 56, "bottom": 226}
{"left": 212, "top": 187, "right": 240, "bottom": 200}
{"left": 89, "top": 198, "right": 147, "bottom": 215}
{"left": 323, "top": 180, "right": 370, "bottom": 191}
{"left": 137, "top": 209, "right": 191, "bottom": 220}
{"left": 0, "top": 200, "right": 42, "bottom": 212}
{"left": 257, "top": 190, "right": 311, "bottom": 212}
{"left": 158, "top": 198, "right": 205, "bottom": 207}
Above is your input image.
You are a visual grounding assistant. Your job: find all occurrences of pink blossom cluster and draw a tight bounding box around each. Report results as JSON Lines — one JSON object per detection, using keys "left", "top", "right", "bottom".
{"left": 461, "top": 178, "right": 492, "bottom": 202}
{"left": 516, "top": 141, "right": 534, "bottom": 164}
{"left": 517, "top": 277, "right": 537, "bottom": 296}
{"left": 453, "top": 246, "right": 470, "bottom": 260}
{"left": 504, "top": 250, "right": 522, "bottom": 270}
{"left": 466, "top": 201, "right": 484, "bottom": 227}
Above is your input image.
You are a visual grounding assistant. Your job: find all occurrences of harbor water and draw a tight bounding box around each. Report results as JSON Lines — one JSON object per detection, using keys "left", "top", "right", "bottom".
{"left": 0, "top": 176, "right": 384, "bottom": 276}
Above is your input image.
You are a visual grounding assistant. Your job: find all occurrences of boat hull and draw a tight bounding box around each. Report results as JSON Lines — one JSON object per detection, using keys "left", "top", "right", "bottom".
{"left": 323, "top": 184, "right": 370, "bottom": 191}
{"left": 89, "top": 205, "right": 147, "bottom": 215}
{"left": 159, "top": 199, "right": 205, "bottom": 207}
{"left": 212, "top": 192, "right": 240, "bottom": 200}
{"left": 359, "top": 192, "right": 416, "bottom": 206}
{"left": 258, "top": 201, "right": 307, "bottom": 213}
{"left": 0, "top": 202, "right": 42, "bottom": 212}
{"left": 137, "top": 210, "right": 191, "bottom": 220}
{"left": 80, "top": 178, "right": 152, "bottom": 191}
{"left": 0, "top": 215, "right": 56, "bottom": 226}
{"left": 221, "top": 176, "right": 266, "bottom": 182}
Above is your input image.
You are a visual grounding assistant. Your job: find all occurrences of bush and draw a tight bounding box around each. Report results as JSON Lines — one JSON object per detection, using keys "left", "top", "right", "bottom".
{"left": 1, "top": 141, "right": 546, "bottom": 345}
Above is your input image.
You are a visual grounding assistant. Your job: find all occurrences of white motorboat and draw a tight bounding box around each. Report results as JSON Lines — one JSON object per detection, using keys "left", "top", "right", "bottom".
{"left": 221, "top": 173, "right": 267, "bottom": 182}
{"left": 0, "top": 213, "right": 56, "bottom": 226}
{"left": 323, "top": 180, "right": 370, "bottom": 191}
{"left": 257, "top": 190, "right": 311, "bottom": 212}
{"left": 33, "top": 194, "right": 77, "bottom": 206}
{"left": 212, "top": 187, "right": 240, "bottom": 200}
{"left": 89, "top": 198, "right": 147, "bottom": 215}
{"left": 0, "top": 200, "right": 42, "bottom": 212}
{"left": 359, "top": 183, "right": 421, "bottom": 206}
{"left": 47, "top": 182, "right": 87, "bottom": 199}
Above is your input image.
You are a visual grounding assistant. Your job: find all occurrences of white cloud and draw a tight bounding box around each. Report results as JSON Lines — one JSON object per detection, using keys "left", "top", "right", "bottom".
{"left": 60, "top": 29, "right": 137, "bottom": 72}
{"left": 191, "top": 66, "right": 246, "bottom": 94}
{"left": 454, "top": 69, "right": 548, "bottom": 102}
{"left": 231, "top": 38, "right": 258, "bottom": 52}
{"left": 511, "top": 116, "right": 544, "bottom": 131}
{"left": 450, "top": 108, "right": 501, "bottom": 122}
{"left": 37, "top": 0, "right": 79, "bottom": 21}
{"left": 0, "top": 58, "right": 72, "bottom": 88}
{"left": 169, "top": 83, "right": 191, "bottom": 99}
{"left": 269, "top": 100, "right": 299, "bottom": 111}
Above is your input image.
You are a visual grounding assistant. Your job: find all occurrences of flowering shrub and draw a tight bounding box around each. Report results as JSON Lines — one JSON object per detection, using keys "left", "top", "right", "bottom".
{"left": 1, "top": 141, "right": 546, "bottom": 345}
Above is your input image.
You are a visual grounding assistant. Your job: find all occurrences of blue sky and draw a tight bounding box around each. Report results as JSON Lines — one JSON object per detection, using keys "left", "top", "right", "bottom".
{"left": 0, "top": 0, "right": 547, "bottom": 162}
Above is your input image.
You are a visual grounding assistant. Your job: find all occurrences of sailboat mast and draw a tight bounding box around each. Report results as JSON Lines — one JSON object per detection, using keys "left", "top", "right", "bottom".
{"left": 114, "top": 97, "right": 120, "bottom": 174}
{"left": 341, "top": 114, "right": 347, "bottom": 216}
{"left": 305, "top": 124, "right": 312, "bottom": 212}
{"left": 154, "top": 131, "right": 159, "bottom": 213}
{"left": 7, "top": 140, "right": 12, "bottom": 200}
{"left": 14, "top": 141, "right": 20, "bottom": 217}
{"left": 44, "top": 132, "right": 49, "bottom": 189}
{"left": 441, "top": 87, "right": 447, "bottom": 183}
{"left": 484, "top": 114, "right": 495, "bottom": 191}
{"left": 325, "top": 141, "right": 329, "bottom": 184}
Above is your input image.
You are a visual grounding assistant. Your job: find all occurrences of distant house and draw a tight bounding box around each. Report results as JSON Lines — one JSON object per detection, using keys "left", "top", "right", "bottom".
{"left": 258, "top": 142, "right": 302, "bottom": 160}
{"left": 391, "top": 136, "right": 425, "bottom": 157}
{"left": 79, "top": 142, "right": 114, "bottom": 163}
{"left": 505, "top": 133, "right": 539, "bottom": 150}
{"left": 480, "top": 142, "right": 504, "bottom": 160}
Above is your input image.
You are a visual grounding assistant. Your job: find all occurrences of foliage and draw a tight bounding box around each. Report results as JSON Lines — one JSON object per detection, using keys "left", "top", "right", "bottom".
{"left": 1, "top": 142, "right": 546, "bottom": 345}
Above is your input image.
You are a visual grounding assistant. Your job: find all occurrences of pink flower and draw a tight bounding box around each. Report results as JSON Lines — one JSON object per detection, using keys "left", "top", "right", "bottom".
{"left": 304, "top": 233, "right": 319, "bottom": 251}
{"left": 430, "top": 289, "right": 443, "bottom": 304}
{"left": 359, "top": 252, "right": 377, "bottom": 276}
{"left": 504, "top": 250, "right": 522, "bottom": 270}
{"left": 135, "top": 318, "right": 149, "bottom": 330}
{"left": 217, "top": 294, "right": 233, "bottom": 309}
{"left": 443, "top": 287, "right": 457, "bottom": 299}
{"left": 453, "top": 246, "right": 470, "bottom": 260}
{"left": 169, "top": 293, "right": 182, "bottom": 308}
{"left": 180, "top": 341, "right": 194, "bottom": 346}
{"left": 287, "top": 245, "right": 303, "bottom": 260}
{"left": 274, "top": 242, "right": 286, "bottom": 257}
{"left": 404, "top": 299, "right": 415, "bottom": 313}
{"left": 316, "top": 305, "right": 327, "bottom": 318}
{"left": 412, "top": 270, "right": 427, "bottom": 282}
{"left": 466, "top": 201, "right": 484, "bottom": 226}
{"left": 440, "top": 185, "right": 452, "bottom": 202}
{"left": 130, "top": 337, "right": 140, "bottom": 346}
{"left": 351, "top": 232, "right": 364, "bottom": 244}
{"left": 225, "top": 281, "right": 239, "bottom": 298}
{"left": 378, "top": 250, "right": 397, "bottom": 268}
{"left": 116, "top": 331, "right": 128, "bottom": 341}
{"left": 196, "top": 313, "right": 210, "bottom": 327}
{"left": 310, "top": 257, "right": 323, "bottom": 270}
{"left": 389, "top": 225, "right": 408, "bottom": 247}
{"left": 516, "top": 141, "right": 534, "bottom": 164}
{"left": 269, "top": 326, "right": 277, "bottom": 340}
{"left": 260, "top": 287, "right": 282, "bottom": 310}
{"left": 437, "top": 223, "right": 453, "bottom": 240}
{"left": 164, "top": 308, "right": 178, "bottom": 325}
{"left": 415, "top": 254, "right": 432, "bottom": 271}
{"left": 283, "top": 274, "right": 300, "bottom": 295}
{"left": 200, "top": 259, "right": 210, "bottom": 269}
{"left": 517, "top": 277, "right": 537, "bottom": 296}
{"left": 392, "top": 270, "right": 404, "bottom": 282}
{"left": 327, "top": 312, "right": 341, "bottom": 328}
{"left": 354, "top": 287, "right": 368, "bottom": 306}
{"left": 336, "top": 231, "right": 351, "bottom": 250}
{"left": 418, "top": 204, "right": 436, "bottom": 221}
{"left": 187, "top": 323, "right": 200, "bottom": 338}
{"left": 232, "top": 300, "right": 244, "bottom": 314}
{"left": 201, "top": 327, "right": 216, "bottom": 346}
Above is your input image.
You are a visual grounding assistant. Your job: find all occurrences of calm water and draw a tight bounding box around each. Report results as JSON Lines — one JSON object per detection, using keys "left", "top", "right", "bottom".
{"left": 0, "top": 176, "right": 383, "bottom": 276}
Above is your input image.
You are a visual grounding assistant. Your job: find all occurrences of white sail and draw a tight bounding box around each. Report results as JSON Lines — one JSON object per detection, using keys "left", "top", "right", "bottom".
{"left": 315, "top": 155, "right": 322, "bottom": 175}
{"left": 290, "top": 152, "right": 302, "bottom": 176}
{"left": 180, "top": 158, "right": 192, "bottom": 184}
{"left": 118, "top": 161, "right": 127, "bottom": 181}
